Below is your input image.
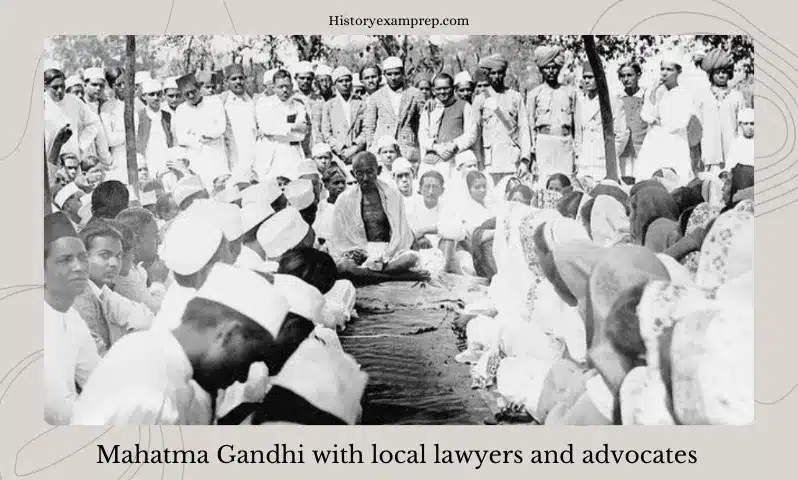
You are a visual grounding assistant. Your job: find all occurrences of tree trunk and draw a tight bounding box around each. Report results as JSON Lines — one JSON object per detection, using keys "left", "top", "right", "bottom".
{"left": 124, "top": 35, "right": 140, "bottom": 198}
{"left": 44, "top": 144, "right": 52, "bottom": 215}
{"left": 583, "top": 35, "right": 619, "bottom": 181}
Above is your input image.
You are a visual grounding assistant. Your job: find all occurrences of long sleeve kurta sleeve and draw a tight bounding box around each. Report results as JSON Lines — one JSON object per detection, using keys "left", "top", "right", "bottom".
{"left": 321, "top": 102, "right": 345, "bottom": 154}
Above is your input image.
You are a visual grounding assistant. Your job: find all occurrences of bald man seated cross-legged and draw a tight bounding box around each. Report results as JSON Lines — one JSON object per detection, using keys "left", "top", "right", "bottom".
{"left": 329, "top": 152, "right": 429, "bottom": 285}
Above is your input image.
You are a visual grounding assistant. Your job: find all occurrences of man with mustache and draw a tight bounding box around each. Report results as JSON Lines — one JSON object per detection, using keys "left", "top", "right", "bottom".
{"left": 220, "top": 63, "right": 258, "bottom": 181}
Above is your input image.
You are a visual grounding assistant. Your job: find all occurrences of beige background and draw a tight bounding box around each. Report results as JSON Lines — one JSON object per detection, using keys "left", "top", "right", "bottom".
{"left": 1, "top": 0, "right": 787, "bottom": 477}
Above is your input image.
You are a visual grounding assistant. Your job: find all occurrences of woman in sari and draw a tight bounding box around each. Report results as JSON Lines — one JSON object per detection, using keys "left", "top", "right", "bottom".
{"left": 629, "top": 186, "right": 680, "bottom": 249}
{"left": 588, "top": 195, "right": 631, "bottom": 247}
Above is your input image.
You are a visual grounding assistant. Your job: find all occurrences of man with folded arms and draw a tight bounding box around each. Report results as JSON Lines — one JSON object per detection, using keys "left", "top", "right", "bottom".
{"left": 473, "top": 54, "right": 531, "bottom": 184}
{"left": 418, "top": 73, "right": 478, "bottom": 181}
{"left": 322, "top": 66, "right": 367, "bottom": 165}
{"left": 44, "top": 212, "right": 100, "bottom": 425}
{"left": 71, "top": 263, "right": 290, "bottom": 425}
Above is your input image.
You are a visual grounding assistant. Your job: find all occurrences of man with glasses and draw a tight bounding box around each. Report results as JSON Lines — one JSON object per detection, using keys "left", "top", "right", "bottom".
{"left": 418, "top": 73, "right": 477, "bottom": 181}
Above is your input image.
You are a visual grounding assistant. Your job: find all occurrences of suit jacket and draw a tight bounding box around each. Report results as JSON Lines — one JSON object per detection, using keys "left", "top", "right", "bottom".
{"left": 321, "top": 94, "right": 366, "bottom": 161}
{"left": 363, "top": 85, "right": 426, "bottom": 162}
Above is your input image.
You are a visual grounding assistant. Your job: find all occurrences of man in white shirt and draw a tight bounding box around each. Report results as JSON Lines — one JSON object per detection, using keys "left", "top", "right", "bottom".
{"left": 137, "top": 79, "right": 175, "bottom": 179}
{"left": 321, "top": 66, "right": 366, "bottom": 165}
{"left": 254, "top": 69, "right": 310, "bottom": 182}
{"left": 173, "top": 73, "right": 230, "bottom": 191}
{"left": 152, "top": 202, "right": 236, "bottom": 331}
{"left": 391, "top": 157, "right": 418, "bottom": 200}
{"left": 220, "top": 64, "right": 258, "bottom": 181}
{"left": 406, "top": 170, "right": 446, "bottom": 249}
{"left": 71, "top": 263, "right": 290, "bottom": 425}
{"left": 44, "top": 212, "right": 100, "bottom": 425}
{"left": 161, "top": 77, "right": 183, "bottom": 116}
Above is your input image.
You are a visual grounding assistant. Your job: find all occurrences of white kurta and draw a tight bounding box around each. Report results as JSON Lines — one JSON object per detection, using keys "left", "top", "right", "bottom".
{"left": 44, "top": 301, "right": 100, "bottom": 425}
{"left": 636, "top": 85, "right": 695, "bottom": 183}
{"left": 254, "top": 95, "right": 309, "bottom": 181}
{"left": 144, "top": 108, "right": 171, "bottom": 176}
{"left": 44, "top": 93, "right": 102, "bottom": 163}
{"left": 71, "top": 330, "right": 213, "bottom": 425}
{"left": 174, "top": 96, "right": 229, "bottom": 190}
{"left": 222, "top": 92, "right": 258, "bottom": 178}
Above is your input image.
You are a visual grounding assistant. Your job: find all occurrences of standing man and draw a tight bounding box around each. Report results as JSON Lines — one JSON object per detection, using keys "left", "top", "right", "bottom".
{"left": 292, "top": 61, "right": 324, "bottom": 156}
{"left": 44, "top": 212, "right": 100, "bottom": 425}
{"left": 81, "top": 67, "right": 112, "bottom": 167}
{"left": 255, "top": 69, "right": 310, "bottom": 182}
{"left": 65, "top": 76, "right": 84, "bottom": 100}
{"left": 700, "top": 48, "right": 747, "bottom": 173}
{"left": 134, "top": 71, "right": 152, "bottom": 111}
{"left": 526, "top": 45, "right": 577, "bottom": 184}
{"left": 473, "top": 54, "right": 531, "bottom": 184}
{"left": 418, "top": 73, "right": 477, "bottom": 181}
{"left": 322, "top": 66, "right": 367, "bottom": 165}
{"left": 220, "top": 63, "right": 258, "bottom": 181}
{"left": 360, "top": 64, "right": 382, "bottom": 98}
{"left": 615, "top": 60, "right": 649, "bottom": 179}
{"left": 137, "top": 79, "right": 175, "bottom": 180}
{"left": 173, "top": 73, "right": 230, "bottom": 191}
{"left": 363, "top": 57, "right": 426, "bottom": 167}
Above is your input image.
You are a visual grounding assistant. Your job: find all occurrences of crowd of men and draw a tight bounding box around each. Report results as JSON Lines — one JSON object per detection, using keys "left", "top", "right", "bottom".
{"left": 44, "top": 40, "right": 755, "bottom": 425}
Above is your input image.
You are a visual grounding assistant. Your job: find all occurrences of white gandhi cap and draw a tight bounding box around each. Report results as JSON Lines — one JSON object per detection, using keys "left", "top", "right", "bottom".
{"left": 284, "top": 178, "right": 315, "bottom": 210}
{"left": 141, "top": 79, "right": 162, "bottom": 95}
{"left": 160, "top": 203, "right": 224, "bottom": 276}
{"left": 54, "top": 182, "right": 83, "bottom": 210}
{"left": 272, "top": 337, "right": 368, "bottom": 425}
{"left": 135, "top": 71, "right": 152, "bottom": 85}
{"left": 256, "top": 206, "right": 310, "bottom": 259}
{"left": 272, "top": 274, "right": 326, "bottom": 324}
{"left": 195, "top": 199, "right": 246, "bottom": 242}
{"left": 83, "top": 67, "right": 105, "bottom": 81}
{"left": 382, "top": 57, "right": 403, "bottom": 71}
{"left": 196, "top": 263, "right": 289, "bottom": 338}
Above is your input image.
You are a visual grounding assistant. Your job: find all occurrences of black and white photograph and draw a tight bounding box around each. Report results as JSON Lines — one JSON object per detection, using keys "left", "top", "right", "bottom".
{"left": 43, "top": 34, "right": 754, "bottom": 426}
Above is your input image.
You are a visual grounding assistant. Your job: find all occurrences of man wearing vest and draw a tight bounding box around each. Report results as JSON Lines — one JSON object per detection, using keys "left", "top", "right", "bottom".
{"left": 418, "top": 73, "right": 478, "bottom": 181}
{"left": 615, "top": 61, "right": 649, "bottom": 179}
{"left": 472, "top": 54, "right": 531, "bottom": 184}
{"left": 137, "top": 79, "right": 176, "bottom": 181}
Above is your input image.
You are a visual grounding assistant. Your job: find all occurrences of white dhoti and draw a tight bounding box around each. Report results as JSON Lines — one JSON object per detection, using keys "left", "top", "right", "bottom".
{"left": 255, "top": 138, "right": 305, "bottom": 181}
{"left": 535, "top": 134, "right": 575, "bottom": 180}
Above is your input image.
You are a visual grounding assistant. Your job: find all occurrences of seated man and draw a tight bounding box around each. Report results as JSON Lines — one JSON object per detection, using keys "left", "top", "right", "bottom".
{"left": 406, "top": 170, "right": 446, "bottom": 249}
{"left": 330, "top": 152, "right": 428, "bottom": 284}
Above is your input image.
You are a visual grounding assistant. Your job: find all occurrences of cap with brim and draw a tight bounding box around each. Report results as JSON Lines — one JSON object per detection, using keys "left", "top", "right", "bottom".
{"left": 256, "top": 206, "right": 310, "bottom": 258}
{"left": 454, "top": 71, "right": 473, "bottom": 86}
{"left": 135, "top": 71, "right": 152, "bottom": 85}
{"left": 83, "top": 67, "right": 105, "bottom": 81}
{"left": 176, "top": 74, "right": 198, "bottom": 91}
{"left": 173, "top": 176, "right": 206, "bottom": 207}
{"left": 312, "top": 143, "right": 332, "bottom": 157}
{"left": 382, "top": 57, "right": 403, "bottom": 71}
{"left": 240, "top": 201, "right": 275, "bottom": 235}
{"left": 141, "top": 79, "right": 162, "bottom": 95}
{"left": 196, "top": 263, "right": 289, "bottom": 338}
{"left": 272, "top": 274, "right": 325, "bottom": 323}
{"left": 315, "top": 64, "right": 333, "bottom": 77}
{"left": 391, "top": 157, "right": 413, "bottom": 176}
{"left": 272, "top": 338, "right": 368, "bottom": 425}
{"left": 284, "top": 178, "right": 315, "bottom": 210}
{"left": 45, "top": 212, "right": 79, "bottom": 245}
{"left": 54, "top": 182, "right": 83, "bottom": 210}
{"left": 163, "top": 77, "right": 179, "bottom": 91}
{"left": 332, "top": 66, "right": 352, "bottom": 83}
{"left": 65, "top": 76, "right": 83, "bottom": 89}
{"left": 160, "top": 203, "right": 224, "bottom": 276}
